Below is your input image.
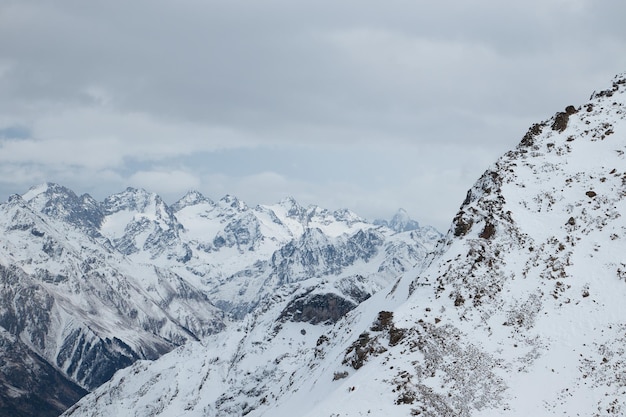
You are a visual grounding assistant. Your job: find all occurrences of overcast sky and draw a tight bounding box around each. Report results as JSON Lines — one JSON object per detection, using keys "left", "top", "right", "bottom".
{"left": 1, "top": 0, "right": 625, "bottom": 231}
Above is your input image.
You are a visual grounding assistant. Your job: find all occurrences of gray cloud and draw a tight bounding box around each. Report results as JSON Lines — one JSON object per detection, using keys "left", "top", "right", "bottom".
{"left": 1, "top": 0, "right": 625, "bottom": 230}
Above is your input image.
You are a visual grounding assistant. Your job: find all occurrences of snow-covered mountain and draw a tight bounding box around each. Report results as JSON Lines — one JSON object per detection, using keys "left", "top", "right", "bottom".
{"left": 0, "top": 185, "right": 226, "bottom": 390}
{"left": 375, "top": 208, "right": 422, "bottom": 233}
{"left": 0, "top": 184, "right": 440, "bottom": 415}
{"left": 63, "top": 73, "right": 626, "bottom": 417}
{"left": 149, "top": 192, "right": 440, "bottom": 319}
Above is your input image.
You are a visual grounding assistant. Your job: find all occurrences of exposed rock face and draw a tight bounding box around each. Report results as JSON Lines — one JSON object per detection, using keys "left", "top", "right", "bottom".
{"left": 0, "top": 328, "right": 87, "bottom": 417}
{"left": 279, "top": 292, "right": 357, "bottom": 325}
{"left": 271, "top": 228, "right": 383, "bottom": 285}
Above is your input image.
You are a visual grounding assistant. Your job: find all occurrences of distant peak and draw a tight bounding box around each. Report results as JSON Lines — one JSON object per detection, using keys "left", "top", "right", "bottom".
{"left": 21, "top": 183, "right": 50, "bottom": 201}
{"left": 172, "top": 190, "right": 212, "bottom": 211}
{"left": 278, "top": 196, "right": 298, "bottom": 206}
{"left": 103, "top": 187, "right": 164, "bottom": 214}
{"left": 220, "top": 194, "right": 238, "bottom": 203}
{"left": 7, "top": 194, "right": 24, "bottom": 204}
{"left": 21, "top": 182, "right": 75, "bottom": 201}
{"left": 185, "top": 190, "right": 206, "bottom": 200}
{"left": 21, "top": 183, "right": 83, "bottom": 209}
{"left": 390, "top": 208, "right": 411, "bottom": 223}
{"left": 122, "top": 186, "right": 151, "bottom": 197}
{"left": 333, "top": 208, "right": 364, "bottom": 225}
{"left": 5, "top": 194, "right": 31, "bottom": 210}
{"left": 105, "top": 186, "right": 154, "bottom": 202}
{"left": 277, "top": 196, "right": 304, "bottom": 217}
{"left": 375, "top": 208, "right": 421, "bottom": 233}
{"left": 219, "top": 194, "right": 248, "bottom": 211}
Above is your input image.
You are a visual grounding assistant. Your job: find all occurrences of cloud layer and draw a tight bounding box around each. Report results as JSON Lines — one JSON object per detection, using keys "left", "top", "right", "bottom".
{"left": 1, "top": 0, "right": 625, "bottom": 229}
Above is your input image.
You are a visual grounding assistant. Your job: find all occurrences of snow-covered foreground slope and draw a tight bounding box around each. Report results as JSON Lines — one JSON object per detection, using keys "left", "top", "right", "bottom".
{"left": 64, "top": 73, "right": 626, "bottom": 417}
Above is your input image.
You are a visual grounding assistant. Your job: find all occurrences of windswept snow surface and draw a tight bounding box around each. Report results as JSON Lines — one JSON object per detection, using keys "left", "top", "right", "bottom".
{"left": 64, "top": 73, "right": 626, "bottom": 417}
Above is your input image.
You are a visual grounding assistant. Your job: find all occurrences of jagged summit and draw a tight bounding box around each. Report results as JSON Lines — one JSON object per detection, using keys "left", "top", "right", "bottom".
{"left": 390, "top": 208, "right": 420, "bottom": 232}
{"left": 277, "top": 195, "right": 299, "bottom": 207}
{"left": 219, "top": 194, "right": 248, "bottom": 211}
{"left": 20, "top": 182, "right": 104, "bottom": 233}
{"left": 171, "top": 190, "right": 213, "bottom": 212}
{"left": 21, "top": 182, "right": 58, "bottom": 202}
{"left": 276, "top": 195, "right": 305, "bottom": 218}
{"left": 332, "top": 207, "right": 364, "bottom": 225}
{"left": 375, "top": 208, "right": 421, "bottom": 233}
{"left": 102, "top": 186, "right": 166, "bottom": 214}
{"left": 22, "top": 182, "right": 81, "bottom": 208}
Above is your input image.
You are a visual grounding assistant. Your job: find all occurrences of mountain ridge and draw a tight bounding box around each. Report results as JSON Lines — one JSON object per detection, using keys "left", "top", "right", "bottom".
{"left": 0, "top": 184, "right": 440, "bottom": 415}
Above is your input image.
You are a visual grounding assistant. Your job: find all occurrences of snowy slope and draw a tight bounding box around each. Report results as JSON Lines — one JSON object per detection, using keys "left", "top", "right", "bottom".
{"left": 64, "top": 73, "right": 626, "bottom": 417}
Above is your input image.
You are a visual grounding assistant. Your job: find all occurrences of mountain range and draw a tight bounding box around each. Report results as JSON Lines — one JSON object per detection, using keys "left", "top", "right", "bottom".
{"left": 59, "top": 73, "right": 626, "bottom": 416}
{"left": 0, "top": 182, "right": 440, "bottom": 416}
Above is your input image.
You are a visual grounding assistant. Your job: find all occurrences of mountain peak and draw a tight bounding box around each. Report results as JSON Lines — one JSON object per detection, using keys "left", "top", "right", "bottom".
{"left": 103, "top": 187, "right": 164, "bottom": 214}
{"left": 22, "top": 182, "right": 76, "bottom": 203}
{"left": 171, "top": 190, "right": 213, "bottom": 212}
{"left": 374, "top": 208, "right": 421, "bottom": 233}
{"left": 389, "top": 208, "right": 420, "bottom": 232}
{"left": 278, "top": 195, "right": 298, "bottom": 206}
{"left": 19, "top": 182, "right": 103, "bottom": 231}
{"left": 219, "top": 194, "right": 248, "bottom": 211}
{"left": 6, "top": 193, "right": 25, "bottom": 205}
{"left": 332, "top": 208, "right": 364, "bottom": 225}
{"left": 21, "top": 182, "right": 52, "bottom": 202}
{"left": 277, "top": 196, "right": 304, "bottom": 217}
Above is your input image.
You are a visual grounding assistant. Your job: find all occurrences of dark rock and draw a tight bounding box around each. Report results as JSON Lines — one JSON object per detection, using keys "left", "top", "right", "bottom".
{"left": 0, "top": 329, "right": 87, "bottom": 417}
{"left": 279, "top": 292, "right": 356, "bottom": 325}
{"left": 479, "top": 222, "right": 496, "bottom": 239}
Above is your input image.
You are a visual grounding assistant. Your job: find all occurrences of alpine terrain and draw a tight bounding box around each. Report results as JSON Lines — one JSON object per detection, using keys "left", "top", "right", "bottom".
{"left": 62, "top": 73, "right": 626, "bottom": 417}
{"left": 0, "top": 182, "right": 440, "bottom": 416}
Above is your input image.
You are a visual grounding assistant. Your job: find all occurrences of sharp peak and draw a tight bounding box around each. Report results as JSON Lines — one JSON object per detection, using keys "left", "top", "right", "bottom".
{"left": 22, "top": 182, "right": 72, "bottom": 200}
{"left": 5, "top": 193, "right": 29, "bottom": 208}
{"left": 121, "top": 186, "right": 152, "bottom": 195}
{"left": 183, "top": 189, "right": 205, "bottom": 197}
{"left": 17, "top": 183, "right": 101, "bottom": 208}
{"left": 276, "top": 196, "right": 305, "bottom": 211}
{"left": 180, "top": 189, "right": 211, "bottom": 203}
{"left": 172, "top": 190, "right": 213, "bottom": 211}
{"left": 278, "top": 195, "right": 299, "bottom": 204}
{"left": 391, "top": 208, "right": 411, "bottom": 219}
{"left": 390, "top": 208, "right": 414, "bottom": 221}
{"left": 219, "top": 194, "right": 248, "bottom": 210}
{"left": 109, "top": 187, "right": 164, "bottom": 202}
{"left": 333, "top": 207, "right": 360, "bottom": 216}
{"left": 220, "top": 193, "right": 241, "bottom": 202}
{"left": 102, "top": 187, "right": 170, "bottom": 215}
